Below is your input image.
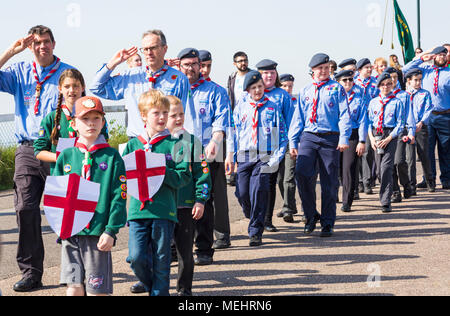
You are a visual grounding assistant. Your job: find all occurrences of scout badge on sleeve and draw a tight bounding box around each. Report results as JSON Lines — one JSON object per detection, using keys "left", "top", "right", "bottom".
{"left": 123, "top": 150, "right": 166, "bottom": 210}
{"left": 43, "top": 173, "right": 100, "bottom": 240}
{"left": 55, "top": 137, "right": 79, "bottom": 159}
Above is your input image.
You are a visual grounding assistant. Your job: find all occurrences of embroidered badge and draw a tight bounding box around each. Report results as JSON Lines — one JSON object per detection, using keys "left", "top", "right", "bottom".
{"left": 165, "top": 154, "right": 173, "bottom": 161}
{"left": 39, "top": 128, "right": 45, "bottom": 137}
{"left": 119, "top": 175, "right": 127, "bottom": 183}
{"left": 172, "top": 75, "right": 178, "bottom": 80}
{"left": 88, "top": 275, "right": 104, "bottom": 290}
{"left": 199, "top": 154, "right": 205, "bottom": 161}
{"left": 202, "top": 189, "right": 209, "bottom": 195}
{"left": 121, "top": 191, "right": 127, "bottom": 200}
{"left": 203, "top": 167, "right": 209, "bottom": 174}
{"left": 199, "top": 108, "right": 206, "bottom": 115}
{"left": 201, "top": 161, "right": 208, "bottom": 168}
{"left": 64, "top": 164, "right": 72, "bottom": 173}
{"left": 203, "top": 184, "right": 209, "bottom": 189}
{"left": 329, "top": 102, "right": 334, "bottom": 107}
{"left": 99, "top": 162, "right": 108, "bottom": 171}
{"left": 83, "top": 99, "right": 96, "bottom": 109}
{"left": 121, "top": 184, "right": 127, "bottom": 191}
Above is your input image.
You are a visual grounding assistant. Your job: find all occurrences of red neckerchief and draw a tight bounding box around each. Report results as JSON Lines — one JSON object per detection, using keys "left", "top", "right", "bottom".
{"left": 347, "top": 84, "right": 356, "bottom": 104}
{"left": 310, "top": 79, "right": 330, "bottom": 123}
{"left": 393, "top": 88, "right": 401, "bottom": 96}
{"left": 264, "top": 86, "right": 276, "bottom": 93}
{"left": 191, "top": 75, "right": 206, "bottom": 90}
{"left": 250, "top": 97, "right": 269, "bottom": 145}
{"left": 75, "top": 135, "right": 110, "bottom": 181}
{"left": 138, "top": 130, "right": 171, "bottom": 152}
{"left": 432, "top": 66, "right": 443, "bottom": 95}
{"left": 32, "top": 57, "right": 61, "bottom": 115}
{"left": 146, "top": 62, "right": 169, "bottom": 88}
{"left": 61, "top": 105, "right": 76, "bottom": 138}
{"left": 376, "top": 93, "right": 395, "bottom": 135}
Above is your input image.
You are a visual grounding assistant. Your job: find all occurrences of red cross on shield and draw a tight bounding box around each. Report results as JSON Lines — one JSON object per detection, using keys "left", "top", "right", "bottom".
{"left": 43, "top": 173, "right": 100, "bottom": 240}
{"left": 123, "top": 149, "right": 166, "bottom": 209}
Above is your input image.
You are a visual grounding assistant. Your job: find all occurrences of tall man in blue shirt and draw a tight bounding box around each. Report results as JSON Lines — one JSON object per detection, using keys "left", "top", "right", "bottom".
{"left": 403, "top": 46, "right": 450, "bottom": 189}
{"left": 0, "top": 25, "right": 74, "bottom": 292}
{"left": 177, "top": 48, "right": 231, "bottom": 265}
{"left": 90, "top": 29, "right": 196, "bottom": 138}
{"left": 289, "top": 53, "right": 352, "bottom": 237}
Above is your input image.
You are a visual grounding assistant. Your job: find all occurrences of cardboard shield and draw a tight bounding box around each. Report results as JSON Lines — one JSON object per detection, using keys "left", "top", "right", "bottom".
{"left": 123, "top": 150, "right": 166, "bottom": 205}
{"left": 43, "top": 173, "right": 100, "bottom": 239}
{"left": 55, "top": 137, "right": 78, "bottom": 158}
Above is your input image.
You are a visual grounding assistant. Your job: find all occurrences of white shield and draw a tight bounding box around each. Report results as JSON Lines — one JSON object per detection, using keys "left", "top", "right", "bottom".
{"left": 55, "top": 137, "right": 78, "bottom": 158}
{"left": 43, "top": 174, "right": 100, "bottom": 239}
{"left": 122, "top": 150, "right": 166, "bottom": 203}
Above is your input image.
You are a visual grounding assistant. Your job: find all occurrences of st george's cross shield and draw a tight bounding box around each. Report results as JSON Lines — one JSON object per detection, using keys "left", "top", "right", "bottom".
{"left": 55, "top": 137, "right": 78, "bottom": 158}
{"left": 43, "top": 173, "right": 100, "bottom": 239}
{"left": 122, "top": 149, "right": 166, "bottom": 209}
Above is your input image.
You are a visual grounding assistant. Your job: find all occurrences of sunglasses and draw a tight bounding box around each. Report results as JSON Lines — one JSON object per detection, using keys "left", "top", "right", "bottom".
{"left": 341, "top": 78, "right": 354, "bottom": 83}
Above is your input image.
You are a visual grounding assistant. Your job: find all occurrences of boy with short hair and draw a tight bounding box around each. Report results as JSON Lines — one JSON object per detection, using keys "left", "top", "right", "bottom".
{"left": 123, "top": 89, "right": 190, "bottom": 296}
{"left": 54, "top": 96, "right": 127, "bottom": 296}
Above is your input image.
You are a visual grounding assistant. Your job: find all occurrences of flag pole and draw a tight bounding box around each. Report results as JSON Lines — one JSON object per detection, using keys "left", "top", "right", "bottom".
{"left": 417, "top": 0, "right": 421, "bottom": 48}
{"left": 380, "top": 0, "right": 389, "bottom": 45}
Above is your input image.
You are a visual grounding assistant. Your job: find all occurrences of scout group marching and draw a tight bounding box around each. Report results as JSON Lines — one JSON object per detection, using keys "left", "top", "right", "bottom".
{"left": 1, "top": 25, "right": 449, "bottom": 296}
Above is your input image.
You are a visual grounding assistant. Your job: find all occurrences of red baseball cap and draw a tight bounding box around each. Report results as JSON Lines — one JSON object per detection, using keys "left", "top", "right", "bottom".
{"left": 74, "top": 96, "right": 105, "bottom": 117}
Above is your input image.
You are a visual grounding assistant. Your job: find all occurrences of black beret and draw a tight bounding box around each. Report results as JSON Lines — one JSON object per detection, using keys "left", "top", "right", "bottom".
{"left": 309, "top": 53, "right": 330, "bottom": 68}
{"left": 199, "top": 50, "right": 212, "bottom": 62}
{"left": 377, "top": 72, "right": 392, "bottom": 87}
{"left": 280, "top": 74, "right": 295, "bottom": 82}
{"left": 384, "top": 67, "right": 397, "bottom": 74}
{"left": 335, "top": 69, "right": 355, "bottom": 81}
{"left": 177, "top": 48, "right": 199, "bottom": 60}
{"left": 431, "top": 46, "right": 448, "bottom": 55}
{"left": 256, "top": 59, "right": 278, "bottom": 70}
{"left": 338, "top": 58, "right": 357, "bottom": 68}
{"left": 404, "top": 68, "right": 422, "bottom": 80}
{"left": 243, "top": 70, "right": 262, "bottom": 91}
{"left": 356, "top": 58, "right": 371, "bottom": 70}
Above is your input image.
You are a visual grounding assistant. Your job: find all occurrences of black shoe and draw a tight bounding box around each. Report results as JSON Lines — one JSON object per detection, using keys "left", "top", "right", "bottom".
{"left": 304, "top": 214, "right": 320, "bottom": 234}
{"left": 283, "top": 213, "right": 294, "bottom": 223}
{"left": 358, "top": 182, "right": 365, "bottom": 193}
{"left": 264, "top": 224, "right": 278, "bottom": 232}
{"left": 364, "top": 187, "right": 374, "bottom": 195}
{"left": 13, "top": 278, "right": 43, "bottom": 292}
{"left": 194, "top": 255, "right": 213, "bottom": 266}
{"left": 130, "top": 281, "right": 147, "bottom": 294}
{"left": 320, "top": 225, "right": 334, "bottom": 237}
{"left": 411, "top": 187, "right": 417, "bottom": 196}
{"left": 212, "top": 239, "right": 231, "bottom": 250}
{"left": 391, "top": 192, "right": 402, "bottom": 203}
{"left": 403, "top": 185, "right": 413, "bottom": 199}
{"left": 353, "top": 191, "right": 360, "bottom": 200}
{"left": 417, "top": 180, "right": 427, "bottom": 188}
{"left": 276, "top": 210, "right": 285, "bottom": 218}
{"left": 382, "top": 205, "right": 392, "bottom": 213}
{"left": 249, "top": 235, "right": 262, "bottom": 247}
{"left": 177, "top": 289, "right": 192, "bottom": 296}
{"left": 341, "top": 204, "right": 351, "bottom": 213}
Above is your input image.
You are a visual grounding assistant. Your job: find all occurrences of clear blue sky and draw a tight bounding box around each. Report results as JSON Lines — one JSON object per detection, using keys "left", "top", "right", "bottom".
{"left": 1, "top": 0, "right": 449, "bottom": 114}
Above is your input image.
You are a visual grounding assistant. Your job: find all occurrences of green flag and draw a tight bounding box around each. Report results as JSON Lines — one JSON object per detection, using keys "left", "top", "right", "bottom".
{"left": 393, "top": 0, "right": 415, "bottom": 64}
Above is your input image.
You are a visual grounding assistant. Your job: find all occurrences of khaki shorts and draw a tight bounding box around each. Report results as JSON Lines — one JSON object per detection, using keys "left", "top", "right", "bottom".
{"left": 60, "top": 236, "right": 113, "bottom": 295}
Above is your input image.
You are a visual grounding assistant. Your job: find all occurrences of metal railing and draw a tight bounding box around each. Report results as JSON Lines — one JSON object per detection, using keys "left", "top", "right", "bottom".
{"left": 0, "top": 105, "right": 126, "bottom": 147}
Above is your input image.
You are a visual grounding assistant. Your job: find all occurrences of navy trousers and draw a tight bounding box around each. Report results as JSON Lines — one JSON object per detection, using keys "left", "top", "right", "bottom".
{"left": 295, "top": 132, "right": 340, "bottom": 228}
{"left": 236, "top": 155, "right": 271, "bottom": 238}
{"left": 428, "top": 113, "right": 450, "bottom": 185}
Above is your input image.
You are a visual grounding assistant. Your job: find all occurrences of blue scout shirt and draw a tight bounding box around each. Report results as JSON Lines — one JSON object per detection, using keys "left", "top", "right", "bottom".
{"left": 0, "top": 57, "right": 74, "bottom": 143}
{"left": 227, "top": 95, "right": 287, "bottom": 168}
{"left": 367, "top": 93, "right": 404, "bottom": 138}
{"left": 394, "top": 88, "right": 416, "bottom": 136}
{"left": 403, "top": 59, "right": 450, "bottom": 112}
{"left": 90, "top": 63, "right": 196, "bottom": 137}
{"left": 408, "top": 88, "right": 434, "bottom": 126}
{"left": 346, "top": 84, "right": 369, "bottom": 142}
{"left": 288, "top": 79, "right": 353, "bottom": 150}
{"left": 355, "top": 75, "right": 379, "bottom": 100}
{"left": 191, "top": 77, "right": 230, "bottom": 147}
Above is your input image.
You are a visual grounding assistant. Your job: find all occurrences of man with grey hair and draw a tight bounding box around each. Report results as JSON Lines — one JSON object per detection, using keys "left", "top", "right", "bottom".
{"left": 90, "top": 29, "right": 195, "bottom": 138}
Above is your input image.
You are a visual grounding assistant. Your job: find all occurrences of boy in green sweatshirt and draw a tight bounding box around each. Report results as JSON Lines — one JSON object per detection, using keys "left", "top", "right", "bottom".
{"left": 53, "top": 96, "right": 127, "bottom": 296}
{"left": 166, "top": 95, "right": 212, "bottom": 296}
{"left": 122, "top": 90, "right": 190, "bottom": 296}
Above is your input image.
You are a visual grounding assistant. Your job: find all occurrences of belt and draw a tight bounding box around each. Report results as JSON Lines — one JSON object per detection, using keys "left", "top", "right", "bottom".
{"left": 432, "top": 109, "right": 450, "bottom": 115}
{"left": 372, "top": 127, "right": 393, "bottom": 137}
{"left": 305, "top": 131, "right": 339, "bottom": 137}
{"left": 20, "top": 140, "right": 35, "bottom": 146}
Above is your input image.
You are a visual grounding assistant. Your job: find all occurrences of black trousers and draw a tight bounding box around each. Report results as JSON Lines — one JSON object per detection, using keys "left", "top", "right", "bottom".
{"left": 14, "top": 143, "right": 49, "bottom": 281}
{"left": 407, "top": 126, "right": 433, "bottom": 186}
{"left": 174, "top": 208, "right": 195, "bottom": 294}
{"left": 194, "top": 161, "right": 230, "bottom": 257}
{"left": 341, "top": 129, "right": 360, "bottom": 207}
{"left": 393, "top": 129, "right": 411, "bottom": 193}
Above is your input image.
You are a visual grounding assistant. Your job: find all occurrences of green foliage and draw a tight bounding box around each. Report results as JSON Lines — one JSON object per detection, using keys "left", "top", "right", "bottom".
{"left": 107, "top": 119, "right": 128, "bottom": 150}
{"left": 0, "top": 145, "right": 16, "bottom": 190}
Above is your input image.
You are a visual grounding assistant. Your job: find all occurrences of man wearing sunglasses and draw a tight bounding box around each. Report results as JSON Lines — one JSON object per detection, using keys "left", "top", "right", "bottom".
{"left": 90, "top": 29, "right": 195, "bottom": 139}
